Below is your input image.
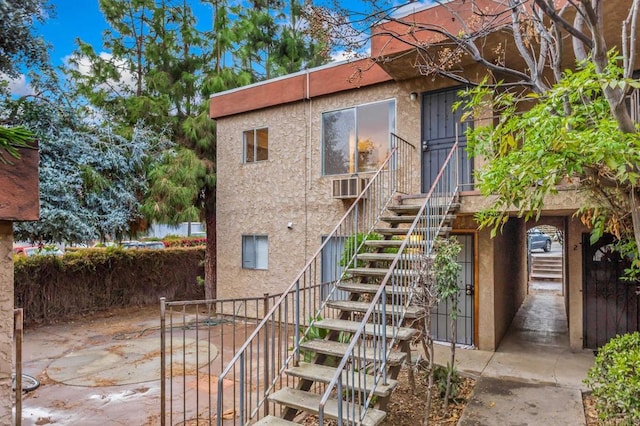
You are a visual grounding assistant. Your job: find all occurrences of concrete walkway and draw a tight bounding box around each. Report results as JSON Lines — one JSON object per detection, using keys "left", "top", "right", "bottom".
{"left": 433, "top": 291, "right": 594, "bottom": 425}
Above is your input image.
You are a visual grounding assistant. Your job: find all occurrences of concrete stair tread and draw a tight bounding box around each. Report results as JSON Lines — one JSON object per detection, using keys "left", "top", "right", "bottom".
{"left": 356, "top": 253, "right": 404, "bottom": 262}
{"left": 531, "top": 268, "right": 562, "bottom": 273}
{"left": 346, "top": 267, "right": 418, "bottom": 277}
{"left": 530, "top": 273, "right": 562, "bottom": 279}
{"left": 327, "top": 300, "right": 423, "bottom": 319}
{"left": 364, "top": 240, "right": 411, "bottom": 248}
{"left": 268, "top": 388, "right": 386, "bottom": 426}
{"left": 373, "top": 227, "right": 451, "bottom": 236}
{"left": 300, "top": 339, "right": 406, "bottom": 366}
{"left": 532, "top": 261, "right": 562, "bottom": 266}
{"left": 387, "top": 202, "right": 460, "bottom": 214}
{"left": 285, "top": 362, "right": 397, "bottom": 398}
{"left": 253, "top": 415, "right": 299, "bottom": 426}
{"left": 336, "top": 282, "right": 411, "bottom": 295}
{"left": 313, "top": 318, "right": 417, "bottom": 341}
{"left": 380, "top": 214, "right": 456, "bottom": 224}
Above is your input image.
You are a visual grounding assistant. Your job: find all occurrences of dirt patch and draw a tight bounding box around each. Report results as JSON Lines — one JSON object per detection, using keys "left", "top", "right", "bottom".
{"left": 298, "top": 367, "right": 475, "bottom": 425}
{"left": 382, "top": 368, "right": 475, "bottom": 425}
{"left": 583, "top": 393, "right": 598, "bottom": 425}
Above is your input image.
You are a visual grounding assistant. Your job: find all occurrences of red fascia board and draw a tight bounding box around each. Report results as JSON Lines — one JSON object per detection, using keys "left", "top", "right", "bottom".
{"left": 209, "top": 75, "right": 306, "bottom": 119}
{"left": 209, "top": 59, "right": 393, "bottom": 119}
{"left": 371, "top": 0, "right": 568, "bottom": 57}
{"left": 308, "top": 59, "right": 393, "bottom": 97}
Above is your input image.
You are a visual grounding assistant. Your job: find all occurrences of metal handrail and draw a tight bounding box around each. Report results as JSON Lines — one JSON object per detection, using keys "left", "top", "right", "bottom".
{"left": 318, "top": 142, "right": 459, "bottom": 424}
{"left": 215, "top": 134, "right": 415, "bottom": 425}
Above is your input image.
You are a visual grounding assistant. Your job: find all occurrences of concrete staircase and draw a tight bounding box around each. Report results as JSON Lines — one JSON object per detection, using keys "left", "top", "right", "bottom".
{"left": 258, "top": 201, "right": 458, "bottom": 425}
{"left": 529, "top": 254, "right": 563, "bottom": 283}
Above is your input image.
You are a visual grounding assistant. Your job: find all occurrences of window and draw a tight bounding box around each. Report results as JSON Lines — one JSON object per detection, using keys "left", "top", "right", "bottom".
{"left": 321, "top": 236, "right": 348, "bottom": 300}
{"left": 242, "top": 235, "right": 268, "bottom": 269}
{"left": 243, "top": 128, "right": 268, "bottom": 163}
{"left": 322, "top": 100, "right": 395, "bottom": 175}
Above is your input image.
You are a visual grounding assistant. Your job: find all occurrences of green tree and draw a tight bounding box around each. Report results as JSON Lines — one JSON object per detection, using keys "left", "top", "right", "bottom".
{"left": 68, "top": 0, "right": 331, "bottom": 299}
{"left": 460, "top": 58, "right": 640, "bottom": 274}
{"left": 0, "top": 0, "right": 52, "bottom": 161}
{"left": 319, "top": 0, "right": 640, "bottom": 271}
{"left": 66, "top": 0, "right": 221, "bottom": 297}
{"left": 0, "top": 0, "right": 51, "bottom": 85}
{"left": 3, "top": 93, "right": 168, "bottom": 244}
{"left": 432, "top": 237, "right": 462, "bottom": 413}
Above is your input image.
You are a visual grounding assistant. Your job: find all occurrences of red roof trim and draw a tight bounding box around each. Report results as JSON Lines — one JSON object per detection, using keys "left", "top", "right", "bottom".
{"left": 209, "top": 59, "right": 393, "bottom": 119}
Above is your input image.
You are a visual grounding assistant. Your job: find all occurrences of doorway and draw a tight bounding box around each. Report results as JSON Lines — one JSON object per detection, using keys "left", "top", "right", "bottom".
{"left": 583, "top": 234, "right": 640, "bottom": 349}
{"left": 430, "top": 233, "right": 475, "bottom": 346}
{"left": 421, "top": 87, "right": 473, "bottom": 192}
{"left": 527, "top": 225, "right": 564, "bottom": 295}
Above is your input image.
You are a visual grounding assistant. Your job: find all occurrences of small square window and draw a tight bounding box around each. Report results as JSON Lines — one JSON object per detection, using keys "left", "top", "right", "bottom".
{"left": 243, "top": 128, "right": 268, "bottom": 163}
{"left": 242, "top": 235, "right": 268, "bottom": 269}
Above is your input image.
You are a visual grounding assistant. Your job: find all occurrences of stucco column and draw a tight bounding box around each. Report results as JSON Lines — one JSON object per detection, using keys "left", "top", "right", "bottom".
{"left": 477, "top": 227, "right": 496, "bottom": 351}
{"left": 0, "top": 221, "right": 13, "bottom": 419}
{"left": 567, "top": 218, "right": 584, "bottom": 351}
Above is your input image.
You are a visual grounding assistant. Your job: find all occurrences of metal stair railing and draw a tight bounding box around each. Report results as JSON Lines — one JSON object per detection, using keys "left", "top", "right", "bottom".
{"left": 318, "top": 142, "right": 459, "bottom": 425}
{"left": 215, "top": 134, "right": 415, "bottom": 425}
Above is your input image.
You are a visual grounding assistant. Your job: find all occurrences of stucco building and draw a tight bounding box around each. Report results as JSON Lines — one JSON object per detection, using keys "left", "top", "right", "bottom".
{"left": 209, "top": 1, "right": 640, "bottom": 353}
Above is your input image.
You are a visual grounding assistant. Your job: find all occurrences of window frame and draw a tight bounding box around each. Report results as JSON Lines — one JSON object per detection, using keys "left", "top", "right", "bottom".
{"left": 243, "top": 127, "right": 269, "bottom": 164}
{"left": 321, "top": 99, "right": 397, "bottom": 176}
{"left": 242, "top": 234, "right": 269, "bottom": 270}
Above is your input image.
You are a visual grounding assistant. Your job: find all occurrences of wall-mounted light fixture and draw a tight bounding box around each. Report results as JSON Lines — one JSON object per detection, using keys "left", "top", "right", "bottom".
{"left": 409, "top": 92, "right": 418, "bottom": 102}
{"left": 287, "top": 222, "right": 294, "bottom": 229}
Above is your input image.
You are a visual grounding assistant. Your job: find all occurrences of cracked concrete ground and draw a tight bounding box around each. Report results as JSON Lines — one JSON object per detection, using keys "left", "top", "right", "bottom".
{"left": 18, "top": 305, "right": 256, "bottom": 425}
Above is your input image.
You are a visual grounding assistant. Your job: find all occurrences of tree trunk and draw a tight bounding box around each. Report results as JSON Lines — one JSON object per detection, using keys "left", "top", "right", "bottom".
{"left": 443, "top": 309, "right": 457, "bottom": 414}
{"left": 421, "top": 315, "right": 434, "bottom": 426}
{"left": 204, "top": 205, "right": 216, "bottom": 301}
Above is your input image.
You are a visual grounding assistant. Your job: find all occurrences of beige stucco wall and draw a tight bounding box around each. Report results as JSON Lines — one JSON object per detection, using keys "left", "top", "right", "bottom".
{"left": 0, "top": 221, "right": 13, "bottom": 419}
{"left": 453, "top": 215, "right": 528, "bottom": 351}
{"left": 215, "top": 71, "right": 590, "bottom": 352}
{"left": 216, "top": 76, "right": 469, "bottom": 300}
{"left": 567, "top": 216, "right": 588, "bottom": 350}
{"left": 493, "top": 218, "right": 528, "bottom": 347}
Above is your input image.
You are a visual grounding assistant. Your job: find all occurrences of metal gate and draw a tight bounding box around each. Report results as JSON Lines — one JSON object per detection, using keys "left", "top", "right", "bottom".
{"left": 583, "top": 234, "right": 640, "bottom": 349}
{"left": 421, "top": 87, "right": 473, "bottom": 192}
{"left": 431, "top": 234, "right": 475, "bottom": 346}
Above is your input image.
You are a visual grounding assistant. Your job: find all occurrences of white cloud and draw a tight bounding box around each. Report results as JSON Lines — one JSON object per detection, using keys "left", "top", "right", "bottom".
{"left": 331, "top": 50, "right": 357, "bottom": 62}
{"left": 2, "top": 74, "right": 35, "bottom": 97}
{"left": 66, "top": 51, "right": 138, "bottom": 94}
{"left": 392, "top": 1, "right": 443, "bottom": 18}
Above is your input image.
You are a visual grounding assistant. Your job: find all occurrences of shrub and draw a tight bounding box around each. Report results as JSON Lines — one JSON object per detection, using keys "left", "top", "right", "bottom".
{"left": 584, "top": 332, "right": 640, "bottom": 423}
{"left": 14, "top": 247, "right": 205, "bottom": 325}
{"left": 162, "top": 236, "right": 207, "bottom": 247}
{"left": 432, "top": 363, "right": 461, "bottom": 399}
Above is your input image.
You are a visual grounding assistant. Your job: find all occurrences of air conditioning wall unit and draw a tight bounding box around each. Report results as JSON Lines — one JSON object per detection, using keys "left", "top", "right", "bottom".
{"left": 331, "top": 176, "right": 369, "bottom": 199}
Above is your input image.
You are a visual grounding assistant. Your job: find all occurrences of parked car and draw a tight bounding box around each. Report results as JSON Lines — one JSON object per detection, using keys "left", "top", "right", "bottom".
{"left": 120, "top": 240, "right": 165, "bottom": 250}
{"left": 141, "top": 241, "right": 166, "bottom": 249}
{"left": 527, "top": 228, "right": 552, "bottom": 252}
{"left": 120, "top": 240, "right": 143, "bottom": 249}
{"left": 13, "top": 246, "right": 64, "bottom": 257}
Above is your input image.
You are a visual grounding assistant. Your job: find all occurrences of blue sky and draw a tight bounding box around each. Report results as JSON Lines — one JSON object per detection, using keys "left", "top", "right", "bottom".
{"left": 9, "top": 0, "right": 433, "bottom": 95}
{"left": 37, "top": 1, "right": 107, "bottom": 67}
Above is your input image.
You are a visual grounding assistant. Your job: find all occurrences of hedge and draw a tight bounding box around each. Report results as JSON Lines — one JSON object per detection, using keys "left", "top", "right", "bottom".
{"left": 14, "top": 247, "right": 205, "bottom": 326}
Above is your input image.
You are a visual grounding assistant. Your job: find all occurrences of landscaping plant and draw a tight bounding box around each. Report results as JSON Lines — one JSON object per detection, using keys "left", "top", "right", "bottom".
{"left": 584, "top": 331, "right": 640, "bottom": 423}
{"left": 432, "top": 237, "right": 462, "bottom": 413}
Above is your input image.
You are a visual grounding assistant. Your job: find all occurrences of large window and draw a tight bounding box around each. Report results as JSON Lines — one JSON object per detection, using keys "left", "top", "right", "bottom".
{"left": 243, "top": 128, "right": 268, "bottom": 163}
{"left": 242, "top": 235, "right": 268, "bottom": 269}
{"left": 321, "top": 236, "right": 348, "bottom": 300}
{"left": 322, "top": 99, "right": 395, "bottom": 175}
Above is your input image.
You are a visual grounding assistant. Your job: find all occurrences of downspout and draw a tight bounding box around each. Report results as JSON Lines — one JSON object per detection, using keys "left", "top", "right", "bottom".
{"left": 304, "top": 69, "right": 311, "bottom": 262}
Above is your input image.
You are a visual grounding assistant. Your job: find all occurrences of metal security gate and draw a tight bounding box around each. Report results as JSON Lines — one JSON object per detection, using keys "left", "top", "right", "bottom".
{"left": 421, "top": 87, "right": 473, "bottom": 192}
{"left": 583, "top": 234, "right": 640, "bottom": 349}
{"left": 431, "top": 234, "right": 475, "bottom": 346}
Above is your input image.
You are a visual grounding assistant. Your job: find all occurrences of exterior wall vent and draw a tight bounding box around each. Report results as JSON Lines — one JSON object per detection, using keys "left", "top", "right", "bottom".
{"left": 331, "top": 177, "right": 369, "bottom": 199}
